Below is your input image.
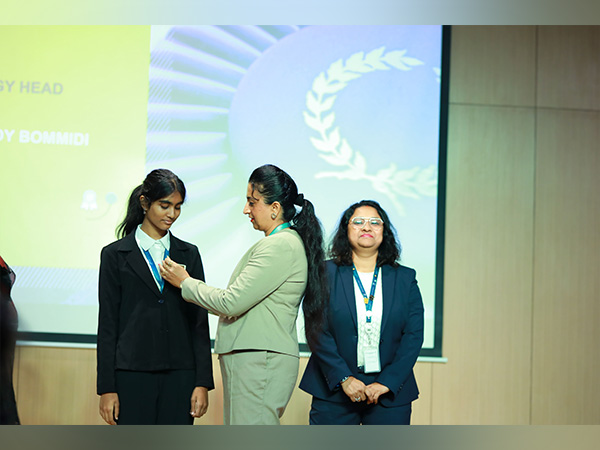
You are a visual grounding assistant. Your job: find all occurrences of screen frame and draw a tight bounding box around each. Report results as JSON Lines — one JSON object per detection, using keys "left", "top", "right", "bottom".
{"left": 16, "top": 25, "right": 452, "bottom": 361}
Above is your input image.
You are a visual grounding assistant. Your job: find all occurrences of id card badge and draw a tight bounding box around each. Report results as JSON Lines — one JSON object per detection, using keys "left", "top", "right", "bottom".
{"left": 363, "top": 346, "right": 381, "bottom": 373}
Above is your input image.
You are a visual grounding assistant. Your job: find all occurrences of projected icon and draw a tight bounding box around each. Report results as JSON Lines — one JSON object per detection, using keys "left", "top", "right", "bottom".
{"left": 80, "top": 190, "right": 117, "bottom": 218}
{"left": 80, "top": 190, "right": 98, "bottom": 211}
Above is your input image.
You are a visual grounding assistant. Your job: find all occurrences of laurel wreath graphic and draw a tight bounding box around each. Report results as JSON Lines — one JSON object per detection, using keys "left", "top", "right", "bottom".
{"left": 303, "top": 47, "right": 438, "bottom": 215}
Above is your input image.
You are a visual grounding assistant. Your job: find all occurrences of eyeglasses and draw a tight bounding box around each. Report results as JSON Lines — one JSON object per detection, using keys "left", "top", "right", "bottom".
{"left": 349, "top": 217, "right": 384, "bottom": 229}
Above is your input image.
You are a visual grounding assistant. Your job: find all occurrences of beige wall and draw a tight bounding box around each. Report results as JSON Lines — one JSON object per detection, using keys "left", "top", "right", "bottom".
{"left": 12, "top": 26, "right": 600, "bottom": 425}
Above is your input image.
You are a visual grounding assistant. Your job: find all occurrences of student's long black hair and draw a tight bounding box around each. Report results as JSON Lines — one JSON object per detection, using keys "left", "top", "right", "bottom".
{"left": 116, "top": 169, "right": 186, "bottom": 238}
{"left": 330, "top": 199, "right": 401, "bottom": 267}
{"left": 248, "top": 164, "right": 328, "bottom": 349}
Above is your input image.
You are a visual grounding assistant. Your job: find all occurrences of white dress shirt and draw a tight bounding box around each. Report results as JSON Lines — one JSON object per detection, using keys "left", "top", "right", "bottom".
{"left": 135, "top": 225, "right": 170, "bottom": 290}
{"left": 353, "top": 269, "right": 383, "bottom": 368}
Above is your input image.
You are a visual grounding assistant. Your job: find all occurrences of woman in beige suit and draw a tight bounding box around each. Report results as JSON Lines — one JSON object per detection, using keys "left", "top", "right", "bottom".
{"left": 160, "top": 164, "right": 328, "bottom": 424}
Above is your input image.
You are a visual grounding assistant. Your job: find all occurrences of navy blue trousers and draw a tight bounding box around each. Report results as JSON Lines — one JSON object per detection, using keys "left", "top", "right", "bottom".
{"left": 309, "top": 396, "right": 412, "bottom": 425}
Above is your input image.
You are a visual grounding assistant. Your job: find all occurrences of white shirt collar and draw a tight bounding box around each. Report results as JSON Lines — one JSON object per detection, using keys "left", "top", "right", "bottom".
{"left": 135, "top": 224, "right": 171, "bottom": 252}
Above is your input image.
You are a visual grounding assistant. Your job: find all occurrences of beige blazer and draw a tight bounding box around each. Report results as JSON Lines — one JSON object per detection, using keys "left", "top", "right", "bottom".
{"left": 181, "top": 228, "right": 307, "bottom": 357}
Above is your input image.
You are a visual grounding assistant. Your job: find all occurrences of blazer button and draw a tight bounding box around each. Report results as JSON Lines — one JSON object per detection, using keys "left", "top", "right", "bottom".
{"left": 158, "top": 299, "right": 164, "bottom": 304}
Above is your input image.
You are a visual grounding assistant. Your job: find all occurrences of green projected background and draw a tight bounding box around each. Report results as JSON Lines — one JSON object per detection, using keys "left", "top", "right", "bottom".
{"left": 0, "top": 26, "right": 150, "bottom": 335}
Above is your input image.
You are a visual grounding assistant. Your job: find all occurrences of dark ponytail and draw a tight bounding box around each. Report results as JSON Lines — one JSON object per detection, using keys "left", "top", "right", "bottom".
{"left": 248, "top": 164, "right": 328, "bottom": 350}
{"left": 116, "top": 169, "right": 186, "bottom": 238}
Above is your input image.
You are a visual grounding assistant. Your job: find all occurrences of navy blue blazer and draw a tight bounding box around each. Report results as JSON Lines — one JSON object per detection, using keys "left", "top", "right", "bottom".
{"left": 299, "top": 260, "right": 424, "bottom": 407}
{"left": 96, "top": 232, "right": 214, "bottom": 395}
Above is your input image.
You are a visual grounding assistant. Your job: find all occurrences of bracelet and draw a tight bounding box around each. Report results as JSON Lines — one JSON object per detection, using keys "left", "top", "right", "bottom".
{"left": 339, "top": 376, "right": 350, "bottom": 385}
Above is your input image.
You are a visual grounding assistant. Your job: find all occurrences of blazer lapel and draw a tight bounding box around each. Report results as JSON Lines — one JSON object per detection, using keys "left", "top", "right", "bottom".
{"left": 338, "top": 265, "right": 358, "bottom": 330}
{"left": 380, "top": 265, "right": 395, "bottom": 334}
{"left": 168, "top": 234, "right": 189, "bottom": 271}
{"left": 118, "top": 233, "right": 162, "bottom": 297}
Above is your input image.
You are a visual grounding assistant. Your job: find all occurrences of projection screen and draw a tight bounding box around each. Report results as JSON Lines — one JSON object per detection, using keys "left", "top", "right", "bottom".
{"left": 0, "top": 25, "right": 448, "bottom": 357}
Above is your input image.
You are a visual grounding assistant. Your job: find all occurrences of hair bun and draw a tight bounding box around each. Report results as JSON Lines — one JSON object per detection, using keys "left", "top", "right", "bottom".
{"left": 295, "top": 193, "right": 304, "bottom": 206}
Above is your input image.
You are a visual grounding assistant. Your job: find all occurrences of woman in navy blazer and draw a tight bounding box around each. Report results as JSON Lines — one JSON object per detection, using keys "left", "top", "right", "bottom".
{"left": 97, "top": 169, "right": 214, "bottom": 425}
{"left": 299, "top": 200, "right": 424, "bottom": 425}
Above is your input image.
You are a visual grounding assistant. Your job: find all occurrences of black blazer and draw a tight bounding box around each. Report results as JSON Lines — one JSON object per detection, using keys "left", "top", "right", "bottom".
{"left": 299, "top": 260, "right": 424, "bottom": 407}
{"left": 96, "top": 232, "right": 214, "bottom": 395}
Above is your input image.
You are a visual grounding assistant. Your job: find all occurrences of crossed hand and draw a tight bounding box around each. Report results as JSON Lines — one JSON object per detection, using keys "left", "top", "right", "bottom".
{"left": 340, "top": 377, "right": 390, "bottom": 404}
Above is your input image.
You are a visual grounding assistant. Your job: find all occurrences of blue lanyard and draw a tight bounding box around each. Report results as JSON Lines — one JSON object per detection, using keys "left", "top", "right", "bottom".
{"left": 268, "top": 222, "right": 291, "bottom": 236}
{"left": 352, "top": 264, "right": 379, "bottom": 323}
{"left": 143, "top": 247, "right": 169, "bottom": 292}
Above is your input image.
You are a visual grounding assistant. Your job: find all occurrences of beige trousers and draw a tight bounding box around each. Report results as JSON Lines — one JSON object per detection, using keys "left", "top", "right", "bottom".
{"left": 218, "top": 350, "right": 299, "bottom": 425}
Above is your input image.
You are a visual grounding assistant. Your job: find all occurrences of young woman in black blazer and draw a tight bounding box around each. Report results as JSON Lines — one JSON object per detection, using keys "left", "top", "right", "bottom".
{"left": 96, "top": 169, "right": 214, "bottom": 425}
